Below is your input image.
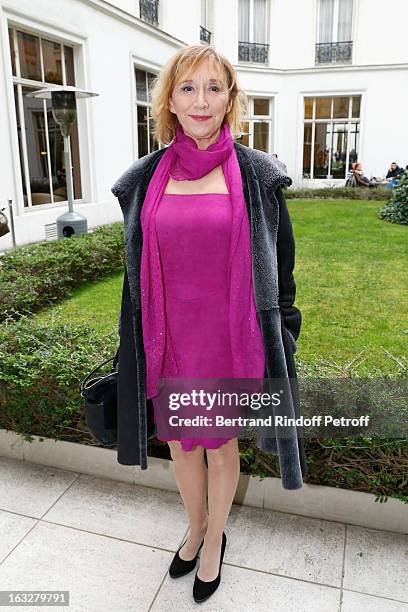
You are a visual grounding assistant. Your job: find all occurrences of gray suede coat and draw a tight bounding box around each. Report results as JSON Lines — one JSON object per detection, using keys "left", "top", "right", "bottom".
{"left": 111, "top": 142, "right": 308, "bottom": 490}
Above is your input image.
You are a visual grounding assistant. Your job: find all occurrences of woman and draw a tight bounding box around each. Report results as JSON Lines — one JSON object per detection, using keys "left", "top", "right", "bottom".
{"left": 111, "top": 44, "right": 307, "bottom": 603}
{"left": 351, "top": 162, "right": 377, "bottom": 188}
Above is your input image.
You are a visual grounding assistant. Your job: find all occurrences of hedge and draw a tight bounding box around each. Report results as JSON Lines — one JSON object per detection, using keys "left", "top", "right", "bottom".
{"left": 0, "top": 222, "right": 124, "bottom": 324}
{"left": 285, "top": 186, "right": 391, "bottom": 201}
{"left": 0, "top": 315, "right": 407, "bottom": 504}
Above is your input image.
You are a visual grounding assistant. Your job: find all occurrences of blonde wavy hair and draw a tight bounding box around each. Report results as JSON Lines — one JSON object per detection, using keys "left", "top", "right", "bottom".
{"left": 150, "top": 44, "right": 248, "bottom": 145}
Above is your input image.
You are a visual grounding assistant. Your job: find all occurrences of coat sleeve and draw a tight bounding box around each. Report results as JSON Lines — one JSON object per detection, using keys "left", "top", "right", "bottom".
{"left": 275, "top": 186, "right": 302, "bottom": 349}
{"left": 117, "top": 263, "right": 131, "bottom": 337}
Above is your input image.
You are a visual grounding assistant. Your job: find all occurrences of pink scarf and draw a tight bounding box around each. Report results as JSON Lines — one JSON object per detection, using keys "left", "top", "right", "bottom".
{"left": 140, "top": 120, "right": 265, "bottom": 399}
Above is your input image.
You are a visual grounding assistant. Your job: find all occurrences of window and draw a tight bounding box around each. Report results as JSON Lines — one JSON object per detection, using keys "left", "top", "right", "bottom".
{"left": 135, "top": 67, "right": 162, "bottom": 157}
{"left": 8, "top": 26, "right": 81, "bottom": 208}
{"left": 235, "top": 97, "right": 273, "bottom": 153}
{"left": 303, "top": 95, "right": 361, "bottom": 179}
{"left": 238, "top": 0, "right": 269, "bottom": 64}
{"left": 316, "top": 0, "right": 354, "bottom": 64}
{"left": 200, "top": 0, "right": 213, "bottom": 44}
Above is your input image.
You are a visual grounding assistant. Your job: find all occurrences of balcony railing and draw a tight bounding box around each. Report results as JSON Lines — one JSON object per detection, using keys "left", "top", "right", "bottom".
{"left": 238, "top": 41, "right": 269, "bottom": 64}
{"left": 200, "top": 26, "right": 211, "bottom": 45}
{"left": 315, "top": 41, "right": 353, "bottom": 65}
{"left": 140, "top": 0, "right": 159, "bottom": 26}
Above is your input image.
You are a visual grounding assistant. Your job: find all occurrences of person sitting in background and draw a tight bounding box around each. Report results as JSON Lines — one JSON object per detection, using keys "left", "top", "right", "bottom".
{"left": 386, "top": 162, "right": 404, "bottom": 179}
{"left": 351, "top": 162, "right": 378, "bottom": 188}
{"left": 385, "top": 162, "right": 404, "bottom": 188}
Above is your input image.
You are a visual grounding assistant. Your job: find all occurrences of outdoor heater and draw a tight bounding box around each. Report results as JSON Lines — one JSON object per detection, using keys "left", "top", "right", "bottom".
{"left": 26, "top": 86, "right": 98, "bottom": 239}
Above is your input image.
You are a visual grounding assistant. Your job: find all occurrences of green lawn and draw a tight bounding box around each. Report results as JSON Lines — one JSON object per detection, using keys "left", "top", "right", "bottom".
{"left": 34, "top": 270, "right": 123, "bottom": 337}
{"left": 34, "top": 199, "right": 407, "bottom": 371}
{"left": 292, "top": 198, "right": 407, "bottom": 368}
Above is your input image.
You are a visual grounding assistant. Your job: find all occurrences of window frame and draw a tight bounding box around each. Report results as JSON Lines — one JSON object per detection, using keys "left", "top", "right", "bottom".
{"left": 302, "top": 93, "right": 362, "bottom": 181}
{"left": 316, "top": 0, "right": 355, "bottom": 44}
{"left": 237, "top": 0, "right": 271, "bottom": 65}
{"left": 132, "top": 58, "right": 164, "bottom": 159}
{"left": 5, "top": 17, "right": 87, "bottom": 215}
{"left": 236, "top": 95, "right": 274, "bottom": 153}
{"left": 246, "top": 0, "right": 269, "bottom": 45}
{"left": 201, "top": 0, "right": 214, "bottom": 32}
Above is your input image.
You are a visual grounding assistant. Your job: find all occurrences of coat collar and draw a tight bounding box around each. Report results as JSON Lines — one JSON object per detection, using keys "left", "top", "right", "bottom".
{"left": 111, "top": 142, "right": 292, "bottom": 203}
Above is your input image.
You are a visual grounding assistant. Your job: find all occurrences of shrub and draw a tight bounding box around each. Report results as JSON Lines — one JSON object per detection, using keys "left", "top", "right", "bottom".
{"left": 0, "top": 314, "right": 118, "bottom": 442}
{"left": 285, "top": 186, "right": 390, "bottom": 201}
{"left": 238, "top": 436, "right": 408, "bottom": 504}
{"left": 378, "top": 170, "right": 408, "bottom": 225}
{"left": 0, "top": 222, "right": 124, "bottom": 324}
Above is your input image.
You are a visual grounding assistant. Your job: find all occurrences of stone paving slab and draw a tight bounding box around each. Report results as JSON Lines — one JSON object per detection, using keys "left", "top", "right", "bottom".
{"left": 0, "top": 455, "right": 77, "bottom": 517}
{"left": 43, "top": 472, "right": 189, "bottom": 550}
{"left": 0, "top": 521, "right": 171, "bottom": 612}
{"left": 343, "top": 524, "right": 408, "bottom": 602}
{"left": 226, "top": 504, "right": 345, "bottom": 587}
{"left": 151, "top": 565, "right": 341, "bottom": 611}
{"left": 341, "top": 590, "right": 408, "bottom": 612}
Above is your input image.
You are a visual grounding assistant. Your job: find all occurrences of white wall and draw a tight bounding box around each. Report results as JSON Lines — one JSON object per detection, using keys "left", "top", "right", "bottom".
{"left": 107, "top": 0, "right": 138, "bottom": 17}
{"left": 160, "top": 0, "right": 200, "bottom": 45}
{"left": 106, "top": 0, "right": 202, "bottom": 40}
{"left": 266, "top": 0, "right": 408, "bottom": 69}
{"left": 271, "top": 0, "right": 317, "bottom": 69}
{"left": 354, "top": 0, "right": 408, "bottom": 65}
{"left": 212, "top": 0, "right": 238, "bottom": 62}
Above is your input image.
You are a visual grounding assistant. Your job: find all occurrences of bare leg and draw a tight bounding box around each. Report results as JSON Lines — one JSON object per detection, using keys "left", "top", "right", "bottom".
{"left": 197, "top": 437, "right": 240, "bottom": 581}
{"left": 168, "top": 441, "right": 209, "bottom": 561}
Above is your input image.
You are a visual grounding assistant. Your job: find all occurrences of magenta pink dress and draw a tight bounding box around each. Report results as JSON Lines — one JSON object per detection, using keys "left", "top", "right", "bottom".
{"left": 151, "top": 191, "right": 264, "bottom": 451}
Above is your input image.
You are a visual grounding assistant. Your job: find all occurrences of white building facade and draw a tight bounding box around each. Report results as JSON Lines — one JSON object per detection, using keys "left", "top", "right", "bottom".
{"left": 1, "top": 0, "right": 407, "bottom": 248}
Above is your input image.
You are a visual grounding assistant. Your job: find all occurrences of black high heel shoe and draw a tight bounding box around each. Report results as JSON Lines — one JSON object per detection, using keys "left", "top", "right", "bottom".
{"left": 169, "top": 535, "right": 204, "bottom": 579}
{"left": 193, "top": 531, "right": 227, "bottom": 603}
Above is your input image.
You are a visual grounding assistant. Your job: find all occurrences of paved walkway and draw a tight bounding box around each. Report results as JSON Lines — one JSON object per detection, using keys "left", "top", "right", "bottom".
{"left": 0, "top": 455, "right": 407, "bottom": 611}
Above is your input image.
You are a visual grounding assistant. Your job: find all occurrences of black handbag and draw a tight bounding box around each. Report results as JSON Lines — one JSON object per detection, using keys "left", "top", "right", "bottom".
{"left": 79, "top": 347, "right": 157, "bottom": 447}
{"left": 80, "top": 348, "right": 119, "bottom": 446}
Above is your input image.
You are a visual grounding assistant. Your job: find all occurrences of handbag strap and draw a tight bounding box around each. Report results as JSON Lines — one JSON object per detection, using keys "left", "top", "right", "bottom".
{"left": 80, "top": 347, "right": 119, "bottom": 395}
